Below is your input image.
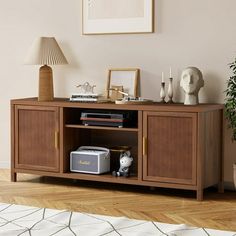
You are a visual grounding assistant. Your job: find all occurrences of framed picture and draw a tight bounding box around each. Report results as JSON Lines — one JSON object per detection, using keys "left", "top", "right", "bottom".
{"left": 106, "top": 68, "right": 140, "bottom": 99}
{"left": 82, "top": 0, "right": 154, "bottom": 35}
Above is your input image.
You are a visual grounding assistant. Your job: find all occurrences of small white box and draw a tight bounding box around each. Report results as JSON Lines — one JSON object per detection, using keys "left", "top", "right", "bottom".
{"left": 70, "top": 146, "right": 110, "bottom": 174}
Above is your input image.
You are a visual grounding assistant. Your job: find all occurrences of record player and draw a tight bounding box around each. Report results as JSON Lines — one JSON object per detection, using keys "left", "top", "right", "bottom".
{"left": 80, "top": 110, "right": 135, "bottom": 128}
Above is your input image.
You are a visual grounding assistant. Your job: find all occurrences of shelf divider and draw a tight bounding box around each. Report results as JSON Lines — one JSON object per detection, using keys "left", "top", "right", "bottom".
{"left": 65, "top": 124, "right": 139, "bottom": 132}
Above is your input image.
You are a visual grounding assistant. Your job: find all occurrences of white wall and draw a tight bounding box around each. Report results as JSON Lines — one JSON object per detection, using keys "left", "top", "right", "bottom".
{"left": 0, "top": 0, "right": 236, "bottom": 185}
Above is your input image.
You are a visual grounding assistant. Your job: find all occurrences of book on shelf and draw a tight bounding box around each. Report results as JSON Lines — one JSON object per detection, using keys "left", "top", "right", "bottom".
{"left": 69, "top": 93, "right": 98, "bottom": 102}
{"left": 69, "top": 94, "right": 114, "bottom": 103}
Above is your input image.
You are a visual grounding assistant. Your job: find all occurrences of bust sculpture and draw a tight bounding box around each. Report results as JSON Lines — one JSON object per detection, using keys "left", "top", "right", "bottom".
{"left": 180, "top": 67, "right": 204, "bottom": 105}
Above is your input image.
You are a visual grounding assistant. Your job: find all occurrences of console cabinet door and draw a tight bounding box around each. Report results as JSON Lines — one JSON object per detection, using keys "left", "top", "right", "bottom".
{"left": 14, "top": 105, "right": 60, "bottom": 172}
{"left": 143, "top": 111, "right": 197, "bottom": 185}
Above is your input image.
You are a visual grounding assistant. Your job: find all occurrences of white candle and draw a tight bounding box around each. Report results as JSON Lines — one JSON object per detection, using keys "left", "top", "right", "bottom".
{"left": 162, "top": 72, "right": 164, "bottom": 83}
{"left": 169, "top": 67, "right": 172, "bottom": 78}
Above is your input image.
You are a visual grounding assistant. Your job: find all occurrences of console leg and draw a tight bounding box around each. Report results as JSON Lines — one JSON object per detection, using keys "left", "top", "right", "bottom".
{"left": 11, "top": 172, "right": 17, "bottom": 182}
{"left": 197, "top": 189, "right": 203, "bottom": 201}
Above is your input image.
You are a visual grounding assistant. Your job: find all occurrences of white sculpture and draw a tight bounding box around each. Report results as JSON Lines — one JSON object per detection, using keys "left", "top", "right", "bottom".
{"left": 180, "top": 67, "right": 204, "bottom": 105}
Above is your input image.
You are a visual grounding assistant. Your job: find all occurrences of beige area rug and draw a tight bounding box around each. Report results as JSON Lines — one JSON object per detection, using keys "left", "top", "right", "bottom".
{"left": 0, "top": 202, "right": 235, "bottom": 236}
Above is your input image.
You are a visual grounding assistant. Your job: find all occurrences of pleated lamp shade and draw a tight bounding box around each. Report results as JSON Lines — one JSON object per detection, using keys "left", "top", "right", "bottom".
{"left": 24, "top": 37, "right": 68, "bottom": 65}
{"left": 25, "top": 37, "right": 68, "bottom": 101}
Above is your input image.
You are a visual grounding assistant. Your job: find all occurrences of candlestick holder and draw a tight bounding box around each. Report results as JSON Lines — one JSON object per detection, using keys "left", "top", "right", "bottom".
{"left": 160, "top": 82, "right": 166, "bottom": 103}
{"left": 167, "top": 77, "right": 174, "bottom": 103}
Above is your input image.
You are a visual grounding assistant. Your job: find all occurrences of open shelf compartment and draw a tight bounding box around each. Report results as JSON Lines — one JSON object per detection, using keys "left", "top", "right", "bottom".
{"left": 62, "top": 108, "right": 140, "bottom": 179}
{"left": 64, "top": 108, "right": 138, "bottom": 129}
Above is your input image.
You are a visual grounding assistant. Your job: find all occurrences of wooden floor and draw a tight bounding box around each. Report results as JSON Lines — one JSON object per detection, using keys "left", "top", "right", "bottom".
{"left": 0, "top": 169, "right": 235, "bottom": 232}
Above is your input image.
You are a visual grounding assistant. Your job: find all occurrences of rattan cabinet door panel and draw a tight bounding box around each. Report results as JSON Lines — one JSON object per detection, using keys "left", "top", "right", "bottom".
{"left": 143, "top": 112, "right": 197, "bottom": 185}
{"left": 14, "top": 105, "right": 60, "bottom": 172}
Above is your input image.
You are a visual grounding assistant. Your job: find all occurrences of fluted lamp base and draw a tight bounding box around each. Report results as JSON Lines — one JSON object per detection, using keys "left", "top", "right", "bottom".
{"left": 38, "top": 65, "right": 54, "bottom": 101}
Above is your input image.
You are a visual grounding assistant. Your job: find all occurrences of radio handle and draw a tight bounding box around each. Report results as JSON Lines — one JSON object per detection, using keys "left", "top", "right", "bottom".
{"left": 77, "top": 146, "right": 110, "bottom": 153}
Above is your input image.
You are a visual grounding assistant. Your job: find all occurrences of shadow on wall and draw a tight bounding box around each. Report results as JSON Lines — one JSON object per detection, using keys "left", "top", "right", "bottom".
{"left": 201, "top": 72, "right": 225, "bottom": 103}
{"left": 141, "top": 70, "right": 184, "bottom": 103}
{"left": 54, "top": 41, "right": 80, "bottom": 97}
{"left": 140, "top": 70, "right": 162, "bottom": 101}
{"left": 61, "top": 41, "right": 80, "bottom": 69}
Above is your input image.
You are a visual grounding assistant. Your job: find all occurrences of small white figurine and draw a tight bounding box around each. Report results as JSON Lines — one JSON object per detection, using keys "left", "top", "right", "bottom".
{"left": 76, "top": 82, "right": 96, "bottom": 94}
{"left": 112, "top": 151, "right": 133, "bottom": 177}
{"left": 180, "top": 67, "right": 204, "bottom": 105}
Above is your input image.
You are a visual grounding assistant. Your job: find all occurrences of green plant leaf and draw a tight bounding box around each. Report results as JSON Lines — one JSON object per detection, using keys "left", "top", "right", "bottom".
{"left": 225, "top": 57, "right": 236, "bottom": 140}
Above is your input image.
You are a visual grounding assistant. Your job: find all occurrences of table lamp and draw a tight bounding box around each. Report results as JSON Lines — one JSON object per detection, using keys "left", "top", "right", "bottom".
{"left": 24, "top": 37, "right": 68, "bottom": 101}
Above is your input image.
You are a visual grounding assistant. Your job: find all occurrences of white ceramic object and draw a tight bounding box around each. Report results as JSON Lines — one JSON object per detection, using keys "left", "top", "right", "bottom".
{"left": 180, "top": 67, "right": 204, "bottom": 105}
{"left": 167, "top": 77, "right": 174, "bottom": 103}
{"left": 160, "top": 82, "right": 166, "bottom": 103}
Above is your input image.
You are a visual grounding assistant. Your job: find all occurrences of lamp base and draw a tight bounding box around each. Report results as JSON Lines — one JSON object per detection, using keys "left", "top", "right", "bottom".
{"left": 38, "top": 65, "right": 54, "bottom": 101}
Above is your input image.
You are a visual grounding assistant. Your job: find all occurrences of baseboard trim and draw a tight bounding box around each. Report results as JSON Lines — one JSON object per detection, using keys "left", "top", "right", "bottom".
{"left": 0, "top": 161, "right": 10, "bottom": 169}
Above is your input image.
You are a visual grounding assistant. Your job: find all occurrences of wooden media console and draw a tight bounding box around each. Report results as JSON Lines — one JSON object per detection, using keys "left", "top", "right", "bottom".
{"left": 11, "top": 98, "right": 224, "bottom": 200}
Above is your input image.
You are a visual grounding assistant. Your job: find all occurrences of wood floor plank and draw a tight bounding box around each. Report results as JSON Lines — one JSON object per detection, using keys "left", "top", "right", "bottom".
{"left": 0, "top": 170, "right": 235, "bottom": 231}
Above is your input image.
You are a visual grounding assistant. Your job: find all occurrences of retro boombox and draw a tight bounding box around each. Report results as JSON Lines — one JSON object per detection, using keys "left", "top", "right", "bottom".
{"left": 70, "top": 146, "right": 110, "bottom": 174}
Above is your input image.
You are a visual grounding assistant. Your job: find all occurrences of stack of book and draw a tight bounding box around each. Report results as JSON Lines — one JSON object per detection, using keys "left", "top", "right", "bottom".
{"left": 69, "top": 93, "right": 98, "bottom": 102}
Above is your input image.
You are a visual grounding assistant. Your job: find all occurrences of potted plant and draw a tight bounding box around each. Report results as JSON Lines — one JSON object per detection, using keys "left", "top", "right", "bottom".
{"left": 225, "top": 57, "right": 236, "bottom": 189}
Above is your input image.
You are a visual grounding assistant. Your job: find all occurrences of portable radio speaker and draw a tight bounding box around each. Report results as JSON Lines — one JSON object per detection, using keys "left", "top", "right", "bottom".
{"left": 70, "top": 146, "right": 110, "bottom": 174}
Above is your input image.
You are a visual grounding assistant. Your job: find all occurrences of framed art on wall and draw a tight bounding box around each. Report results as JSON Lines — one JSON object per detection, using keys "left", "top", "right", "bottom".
{"left": 82, "top": 0, "right": 154, "bottom": 35}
